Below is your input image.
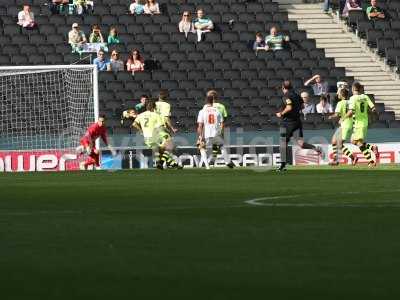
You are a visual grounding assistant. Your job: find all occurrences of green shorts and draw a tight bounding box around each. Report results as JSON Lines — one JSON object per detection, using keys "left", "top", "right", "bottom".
{"left": 341, "top": 126, "right": 352, "bottom": 141}
{"left": 144, "top": 131, "right": 171, "bottom": 149}
{"left": 352, "top": 126, "right": 368, "bottom": 141}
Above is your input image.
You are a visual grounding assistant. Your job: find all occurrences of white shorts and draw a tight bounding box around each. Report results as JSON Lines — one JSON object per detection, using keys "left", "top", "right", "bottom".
{"left": 205, "top": 135, "right": 224, "bottom": 147}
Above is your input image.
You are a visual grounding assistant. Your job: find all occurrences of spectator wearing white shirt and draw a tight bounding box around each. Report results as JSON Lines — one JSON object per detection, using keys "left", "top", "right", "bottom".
{"left": 18, "top": 5, "right": 36, "bottom": 28}
{"left": 179, "top": 11, "right": 195, "bottom": 38}
{"left": 316, "top": 95, "right": 333, "bottom": 114}
{"left": 301, "top": 92, "right": 316, "bottom": 118}
{"left": 194, "top": 9, "right": 214, "bottom": 42}
{"left": 144, "top": 0, "right": 160, "bottom": 15}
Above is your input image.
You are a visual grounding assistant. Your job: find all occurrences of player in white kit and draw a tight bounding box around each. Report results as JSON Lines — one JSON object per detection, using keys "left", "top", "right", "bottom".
{"left": 197, "top": 95, "right": 235, "bottom": 169}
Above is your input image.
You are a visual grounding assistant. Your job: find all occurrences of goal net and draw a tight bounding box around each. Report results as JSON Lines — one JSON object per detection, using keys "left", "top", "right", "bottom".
{"left": 0, "top": 65, "right": 98, "bottom": 151}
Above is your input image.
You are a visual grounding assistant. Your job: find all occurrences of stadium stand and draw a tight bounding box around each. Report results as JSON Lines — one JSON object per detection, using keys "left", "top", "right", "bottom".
{"left": 1, "top": 0, "right": 397, "bottom": 133}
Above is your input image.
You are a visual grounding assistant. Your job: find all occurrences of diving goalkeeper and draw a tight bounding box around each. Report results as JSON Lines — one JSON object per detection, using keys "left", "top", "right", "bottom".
{"left": 76, "top": 115, "right": 116, "bottom": 170}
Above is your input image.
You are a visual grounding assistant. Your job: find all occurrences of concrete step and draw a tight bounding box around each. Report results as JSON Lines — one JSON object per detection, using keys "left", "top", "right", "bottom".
{"left": 308, "top": 33, "right": 350, "bottom": 39}
{"left": 359, "top": 80, "right": 400, "bottom": 86}
{"left": 306, "top": 28, "right": 344, "bottom": 34}
{"left": 355, "top": 76, "right": 394, "bottom": 81}
{"left": 289, "top": 14, "right": 332, "bottom": 20}
{"left": 325, "top": 47, "right": 364, "bottom": 53}
{"left": 375, "top": 95, "right": 400, "bottom": 101}
{"left": 318, "top": 43, "right": 360, "bottom": 49}
{"left": 365, "top": 86, "right": 400, "bottom": 91}
{"left": 326, "top": 52, "right": 370, "bottom": 58}
{"left": 336, "top": 62, "right": 376, "bottom": 67}
{"left": 347, "top": 72, "right": 391, "bottom": 78}
{"left": 367, "top": 90, "right": 400, "bottom": 96}
{"left": 281, "top": 4, "right": 323, "bottom": 9}
{"left": 295, "top": 18, "right": 335, "bottom": 24}
{"left": 287, "top": 9, "right": 328, "bottom": 14}
{"left": 335, "top": 57, "right": 373, "bottom": 62}
{"left": 347, "top": 66, "right": 384, "bottom": 72}
{"left": 316, "top": 38, "right": 354, "bottom": 44}
{"left": 298, "top": 23, "right": 339, "bottom": 29}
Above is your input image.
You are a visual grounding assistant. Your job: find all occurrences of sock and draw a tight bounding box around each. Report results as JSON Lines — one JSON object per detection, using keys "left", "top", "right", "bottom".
{"left": 342, "top": 145, "right": 354, "bottom": 159}
{"left": 220, "top": 146, "right": 231, "bottom": 165}
{"left": 200, "top": 148, "right": 210, "bottom": 169}
{"left": 212, "top": 144, "right": 221, "bottom": 159}
{"left": 332, "top": 144, "right": 338, "bottom": 161}
{"left": 161, "top": 151, "right": 177, "bottom": 167}
{"left": 359, "top": 143, "right": 373, "bottom": 163}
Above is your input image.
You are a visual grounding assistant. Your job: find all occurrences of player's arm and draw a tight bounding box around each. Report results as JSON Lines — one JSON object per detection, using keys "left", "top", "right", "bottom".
{"left": 164, "top": 116, "right": 177, "bottom": 134}
{"left": 132, "top": 119, "right": 142, "bottom": 133}
{"left": 367, "top": 96, "right": 377, "bottom": 114}
{"left": 276, "top": 99, "right": 292, "bottom": 118}
{"left": 101, "top": 130, "right": 117, "bottom": 156}
{"left": 197, "top": 122, "right": 204, "bottom": 141}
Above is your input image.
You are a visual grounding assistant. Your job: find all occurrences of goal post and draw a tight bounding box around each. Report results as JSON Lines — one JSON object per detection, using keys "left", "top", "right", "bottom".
{"left": 0, "top": 65, "right": 98, "bottom": 152}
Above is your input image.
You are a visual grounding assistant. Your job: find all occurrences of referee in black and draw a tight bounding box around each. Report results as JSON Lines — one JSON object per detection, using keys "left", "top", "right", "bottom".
{"left": 276, "top": 80, "right": 323, "bottom": 171}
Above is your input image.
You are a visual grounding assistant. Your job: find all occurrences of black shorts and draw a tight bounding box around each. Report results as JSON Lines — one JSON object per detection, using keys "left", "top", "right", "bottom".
{"left": 280, "top": 120, "right": 303, "bottom": 142}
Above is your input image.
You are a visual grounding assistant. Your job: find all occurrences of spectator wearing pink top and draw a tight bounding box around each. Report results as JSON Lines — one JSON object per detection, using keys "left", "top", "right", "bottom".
{"left": 144, "top": 0, "right": 160, "bottom": 15}
{"left": 126, "top": 49, "right": 145, "bottom": 73}
{"left": 18, "top": 5, "right": 36, "bottom": 28}
{"left": 342, "top": 0, "right": 362, "bottom": 17}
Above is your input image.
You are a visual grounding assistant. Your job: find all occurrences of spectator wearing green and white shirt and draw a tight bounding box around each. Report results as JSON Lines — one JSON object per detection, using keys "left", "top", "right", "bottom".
{"left": 194, "top": 9, "right": 214, "bottom": 42}
{"left": 366, "top": 0, "right": 385, "bottom": 20}
{"left": 108, "top": 27, "right": 121, "bottom": 45}
{"left": 265, "top": 26, "right": 289, "bottom": 51}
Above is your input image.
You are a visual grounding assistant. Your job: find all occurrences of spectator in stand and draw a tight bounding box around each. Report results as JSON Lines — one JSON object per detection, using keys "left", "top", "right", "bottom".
{"left": 74, "top": 0, "right": 94, "bottom": 15}
{"left": 108, "top": 27, "right": 121, "bottom": 45}
{"left": 304, "top": 74, "right": 329, "bottom": 96}
{"left": 109, "top": 50, "right": 124, "bottom": 72}
{"left": 366, "top": 0, "right": 385, "bottom": 20}
{"left": 342, "top": 0, "right": 362, "bottom": 17}
{"left": 93, "top": 50, "right": 111, "bottom": 71}
{"left": 17, "top": 5, "right": 36, "bottom": 29}
{"left": 316, "top": 95, "right": 333, "bottom": 114}
{"left": 130, "top": 0, "right": 145, "bottom": 15}
{"left": 126, "top": 49, "right": 145, "bottom": 73}
{"left": 48, "top": 0, "right": 69, "bottom": 14}
{"left": 89, "top": 25, "right": 105, "bottom": 43}
{"left": 144, "top": 0, "right": 160, "bottom": 15}
{"left": 135, "top": 95, "right": 149, "bottom": 114}
{"left": 179, "top": 11, "right": 195, "bottom": 38}
{"left": 68, "top": 23, "right": 87, "bottom": 53}
{"left": 253, "top": 32, "right": 268, "bottom": 51}
{"left": 265, "top": 26, "right": 289, "bottom": 51}
{"left": 301, "top": 91, "right": 316, "bottom": 118}
{"left": 194, "top": 9, "right": 214, "bottom": 42}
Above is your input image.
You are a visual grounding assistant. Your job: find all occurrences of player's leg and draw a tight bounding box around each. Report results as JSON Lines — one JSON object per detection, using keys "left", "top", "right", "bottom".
{"left": 329, "top": 127, "right": 340, "bottom": 165}
{"left": 197, "top": 138, "right": 210, "bottom": 169}
{"left": 213, "top": 136, "right": 234, "bottom": 168}
{"left": 352, "top": 127, "right": 375, "bottom": 166}
{"left": 294, "top": 122, "right": 324, "bottom": 157}
{"left": 341, "top": 126, "right": 358, "bottom": 165}
{"left": 278, "top": 122, "right": 291, "bottom": 171}
{"left": 160, "top": 136, "right": 181, "bottom": 169}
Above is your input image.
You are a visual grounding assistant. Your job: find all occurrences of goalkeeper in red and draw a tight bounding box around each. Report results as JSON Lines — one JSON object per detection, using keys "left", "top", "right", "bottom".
{"left": 76, "top": 115, "right": 116, "bottom": 170}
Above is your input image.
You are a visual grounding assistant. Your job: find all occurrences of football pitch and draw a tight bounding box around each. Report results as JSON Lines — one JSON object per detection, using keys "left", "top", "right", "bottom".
{"left": 1, "top": 166, "right": 400, "bottom": 299}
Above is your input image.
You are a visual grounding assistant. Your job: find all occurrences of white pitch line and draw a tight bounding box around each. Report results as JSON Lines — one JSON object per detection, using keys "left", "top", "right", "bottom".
{"left": 244, "top": 190, "right": 400, "bottom": 208}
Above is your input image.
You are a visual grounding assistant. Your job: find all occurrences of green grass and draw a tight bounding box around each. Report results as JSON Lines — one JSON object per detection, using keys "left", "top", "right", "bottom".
{"left": 1, "top": 166, "right": 400, "bottom": 299}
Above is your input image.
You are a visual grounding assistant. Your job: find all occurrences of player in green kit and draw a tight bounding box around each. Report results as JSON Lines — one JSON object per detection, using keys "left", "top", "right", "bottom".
{"left": 132, "top": 101, "right": 181, "bottom": 170}
{"left": 328, "top": 88, "right": 357, "bottom": 166}
{"left": 346, "top": 82, "right": 379, "bottom": 167}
